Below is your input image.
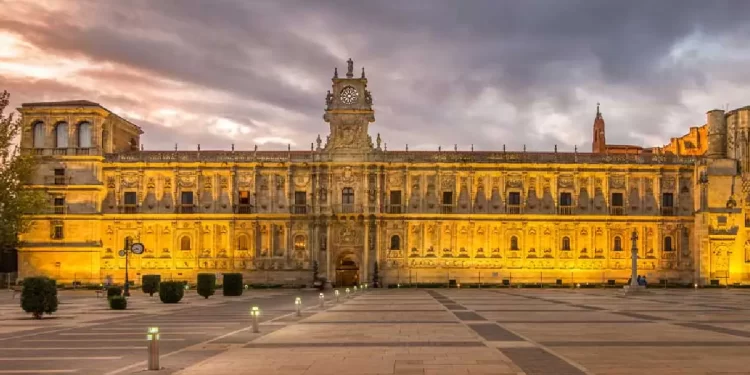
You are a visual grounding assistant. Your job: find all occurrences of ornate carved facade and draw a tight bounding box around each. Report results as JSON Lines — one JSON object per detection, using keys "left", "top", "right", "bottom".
{"left": 16, "top": 60, "right": 750, "bottom": 286}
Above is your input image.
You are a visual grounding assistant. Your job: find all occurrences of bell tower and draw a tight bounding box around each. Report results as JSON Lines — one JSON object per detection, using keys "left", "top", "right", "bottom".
{"left": 322, "top": 58, "right": 375, "bottom": 155}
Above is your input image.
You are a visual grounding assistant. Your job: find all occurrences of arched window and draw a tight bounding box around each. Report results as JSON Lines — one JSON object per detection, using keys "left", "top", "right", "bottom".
{"left": 561, "top": 236, "right": 571, "bottom": 250}
{"left": 32, "top": 121, "right": 45, "bottom": 148}
{"left": 664, "top": 236, "right": 673, "bottom": 251}
{"left": 390, "top": 235, "right": 401, "bottom": 250}
{"left": 510, "top": 236, "right": 519, "bottom": 250}
{"left": 180, "top": 236, "right": 191, "bottom": 251}
{"left": 55, "top": 122, "right": 69, "bottom": 148}
{"left": 294, "top": 235, "right": 306, "bottom": 251}
{"left": 78, "top": 122, "right": 92, "bottom": 148}
{"left": 614, "top": 236, "right": 622, "bottom": 251}
{"left": 342, "top": 187, "right": 354, "bottom": 204}
{"left": 237, "top": 235, "right": 248, "bottom": 251}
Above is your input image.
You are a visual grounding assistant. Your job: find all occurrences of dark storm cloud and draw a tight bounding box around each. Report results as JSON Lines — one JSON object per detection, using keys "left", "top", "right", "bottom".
{"left": 2, "top": 0, "right": 750, "bottom": 151}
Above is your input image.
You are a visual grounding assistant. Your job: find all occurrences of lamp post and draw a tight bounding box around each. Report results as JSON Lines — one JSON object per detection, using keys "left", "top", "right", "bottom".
{"left": 630, "top": 229, "right": 639, "bottom": 288}
{"left": 118, "top": 238, "right": 145, "bottom": 297}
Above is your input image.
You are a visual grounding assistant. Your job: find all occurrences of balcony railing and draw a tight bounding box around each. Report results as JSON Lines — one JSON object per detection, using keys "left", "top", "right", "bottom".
{"left": 661, "top": 206, "right": 675, "bottom": 216}
{"left": 610, "top": 207, "right": 625, "bottom": 216}
{"left": 558, "top": 206, "right": 574, "bottom": 215}
{"left": 122, "top": 205, "right": 138, "bottom": 214}
{"left": 26, "top": 148, "right": 102, "bottom": 157}
{"left": 44, "top": 176, "right": 70, "bottom": 185}
{"left": 52, "top": 206, "right": 66, "bottom": 214}
{"left": 387, "top": 204, "right": 404, "bottom": 214}
{"left": 235, "top": 204, "right": 255, "bottom": 214}
{"left": 440, "top": 204, "right": 454, "bottom": 214}
{"left": 292, "top": 204, "right": 308, "bottom": 214}
{"left": 332, "top": 204, "right": 363, "bottom": 214}
{"left": 179, "top": 204, "right": 195, "bottom": 214}
{"left": 506, "top": 205, "right": 522, "bottom": 214}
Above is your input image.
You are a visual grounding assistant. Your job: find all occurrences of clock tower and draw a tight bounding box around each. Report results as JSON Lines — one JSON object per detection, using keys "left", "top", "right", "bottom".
{"left": 322, "top": 58, "right": 375, "bottom": 155}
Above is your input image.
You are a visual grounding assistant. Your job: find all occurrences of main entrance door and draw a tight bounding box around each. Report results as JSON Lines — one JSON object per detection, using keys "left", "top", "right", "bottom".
{"left": 335, "top": 255, "right": 360, "bottom": 287}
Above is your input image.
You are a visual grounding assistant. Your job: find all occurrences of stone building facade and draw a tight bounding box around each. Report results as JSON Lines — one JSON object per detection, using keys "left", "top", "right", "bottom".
{"left": 16, "top": 59, "right": 750, "bottom": 286}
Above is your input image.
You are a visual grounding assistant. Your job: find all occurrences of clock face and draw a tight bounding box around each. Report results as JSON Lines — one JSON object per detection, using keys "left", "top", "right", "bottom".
{"left": 131, "top": 242, "right": 145, "bottom": 255}
{"left": 339, "top": 86, "right": 359, "bottom": 104}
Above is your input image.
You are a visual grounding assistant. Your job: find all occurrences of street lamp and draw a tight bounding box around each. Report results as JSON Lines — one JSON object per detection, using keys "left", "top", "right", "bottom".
{"left": 118, "top": 238, "right": 145, "bottom": 296}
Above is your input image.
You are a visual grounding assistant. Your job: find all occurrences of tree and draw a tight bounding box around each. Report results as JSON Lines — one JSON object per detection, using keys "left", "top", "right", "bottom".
{"left": 0, "top": 91, "right": 46, "bottom": 259}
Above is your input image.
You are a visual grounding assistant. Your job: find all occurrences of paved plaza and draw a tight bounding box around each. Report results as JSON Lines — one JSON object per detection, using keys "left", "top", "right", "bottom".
{"left": 2, "top": 287, "right": 750, "bottom": 374}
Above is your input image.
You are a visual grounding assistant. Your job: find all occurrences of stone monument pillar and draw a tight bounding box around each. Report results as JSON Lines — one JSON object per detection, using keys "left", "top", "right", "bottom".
{"left": 625, "top": 229, "right": 646, "bottom": 294}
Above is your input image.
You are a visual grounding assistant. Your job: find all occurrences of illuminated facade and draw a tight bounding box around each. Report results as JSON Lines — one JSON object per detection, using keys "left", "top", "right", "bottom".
{"left": 17, "top": 60, "right": 750, "bottom": 286}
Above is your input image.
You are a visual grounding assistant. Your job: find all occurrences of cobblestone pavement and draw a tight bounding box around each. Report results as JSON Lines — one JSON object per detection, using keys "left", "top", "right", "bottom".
{"left": 175, "top": 288, "right": 750, "bottom": 375}
{"left": 3, "top": 287, "right": 750, "bottom": 374}
{"left": 0, "top": 288, "right": 320, "bottom": 374}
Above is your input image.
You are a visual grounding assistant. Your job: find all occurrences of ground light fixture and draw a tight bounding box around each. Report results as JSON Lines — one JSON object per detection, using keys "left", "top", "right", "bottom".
{"left": 295, "top": 297, "right": 302, "bottom": 316}
{"left": 250, "top": 306, "right": 260, "bottom": 333}
{"left": 334, "top": 289, "right": 340, "bottom": 303}
{"left": 319, "top": 292, "right": 325, "bottom": 307}
{"left": 146, "top": 327, "right": 160, "bottom": 371}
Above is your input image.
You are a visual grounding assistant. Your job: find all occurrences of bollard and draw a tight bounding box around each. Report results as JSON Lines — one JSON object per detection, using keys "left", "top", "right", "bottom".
{"left": 397, "top": 283, "right": 401, "bottom": 288}
{"left": 345, "top": 288, "right": 350, "bottom": 299}
{"left": 295, "top": 297, "right": 302, "bottom": 317}
{"left": 147, "top": 327, "right": 160, "bottom": 371}
{"left": 353, "top": 286, "right": 358, "bottom": 294}
{"left": 250, "top": 306, "right": 260, "bottom": 333}
{"left": 319, "top": 293, "right": 325, "bottom": 308}
{"left": 335, "top": 290, "right": 340, "bottom": 303}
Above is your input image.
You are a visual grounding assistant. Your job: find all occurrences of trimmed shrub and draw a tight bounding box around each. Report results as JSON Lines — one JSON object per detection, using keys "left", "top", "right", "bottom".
{"left": 109, "top": 295, "right": 128, "bottom": 310}
{"left": 159, "top": 281, "right": 185, "bottom": 303}
{"left": 142, "top": 275, "right": 161, "bottom": 296}
{"left": 107, "top": 286, "right": 122, "bottom": 298}
{"left": 197, "top": 274, "right": 216, "bottom": 299}
{"left": 222, "top": 273, "right": 243, "bottom": 296}
{"left": 20, "top": 276, "right": 59, "bottom": 319}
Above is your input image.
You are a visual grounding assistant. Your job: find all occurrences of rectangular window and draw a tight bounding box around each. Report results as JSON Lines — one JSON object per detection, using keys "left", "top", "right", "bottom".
{"left": 558, "top": 192, "right": 573, "bottom": 215}
{"left": 661, "top": 193, "right": 674, "bottom": 215}
{"left": 611, "top": 193, "right": 624, "bottom": 206}
{"left": 123, "top": 192, "right": 137, "bottom": 214}
{"left": 54, "top": 168, "right": 66, "bottom": 185}
{"left": 51, "top": 222, "right": 64, "bottom": 239}
{"left": 237, "top": 191, "right": 252, "bottom": 214}
{"left": 294, "top": 191, "right": 307, "bottom": 214}
{"left": 508, "top": 192, "right": 521, "bottom": 205}
{"left": 611, "top": 192, "right": 624, "bottom": 215}
{"left": 181, "top": 191, "right": 194, "bottom": 214}
{"left": 53, "top": 197, "right": 65, "bottom": 214}
{"left": 441, "top": 191, "right": 453, "bottom": 213}
{"left": 389, "top": 190, "right": 402, "bottom": 213}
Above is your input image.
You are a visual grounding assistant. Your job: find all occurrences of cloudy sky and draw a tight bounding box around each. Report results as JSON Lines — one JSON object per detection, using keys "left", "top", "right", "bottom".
{"left": 1, "top": 0, "right": 749, "bottom": 152}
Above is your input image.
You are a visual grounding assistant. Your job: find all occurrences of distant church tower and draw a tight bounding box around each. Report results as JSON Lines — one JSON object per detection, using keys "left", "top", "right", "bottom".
{"left": 592, "top": 103, "right": 606, "bottom": 153}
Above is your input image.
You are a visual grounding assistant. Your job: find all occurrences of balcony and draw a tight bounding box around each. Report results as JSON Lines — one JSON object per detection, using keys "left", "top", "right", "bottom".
{"left": 122, "top": 205, "right": 138, "bottom": 214}
{"left": 52, "top": 206, "right": 66, "bottom": 214}
{"left": 235, "top": 205, "right": 255, "bottom": 214}
{"left": 661, "top": 206, "right": 675, "bottom": 216}
{"left": 26, "top": 148, "right": 102, "bottom": 157}
{"left": 506, "top": 205, "right": 522, "bottom": 214}
{"left": 179, "top": 205, "right": 195, "bottom": 214}
{"left": 557, "top": 206, "right": 574, "bottom": 215}
{"left": 292, "top": 204, "right": 308, "bottom": 214}
{"left": 387, "top": 204, "right": 404, "bottom": 214}
{"left": 333, "top": 204, "right": 363, "bottom": 214}
{"left": 440, "top": 204, "right": 454, "bottom": 214}
{"left": 610, "top": 207, "right": 625, "bottom": 216}
{"left": 44, "top": 176, "right": 70, "bottom": 185}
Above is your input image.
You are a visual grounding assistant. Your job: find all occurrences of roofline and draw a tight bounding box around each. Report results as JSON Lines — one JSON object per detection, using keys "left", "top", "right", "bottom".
{"left": 20, "top": 100, "right": 144, "bottom": 135}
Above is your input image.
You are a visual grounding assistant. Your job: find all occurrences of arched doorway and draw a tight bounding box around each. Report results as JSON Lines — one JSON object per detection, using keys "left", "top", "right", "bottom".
{"left": 335, "top": 254, "right": 359, "bottom": 287}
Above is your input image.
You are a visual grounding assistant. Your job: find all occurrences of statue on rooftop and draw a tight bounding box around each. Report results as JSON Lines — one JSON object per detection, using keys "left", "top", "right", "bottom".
{"left": 346, "top": 58, "right": 354, "bottom": 78}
